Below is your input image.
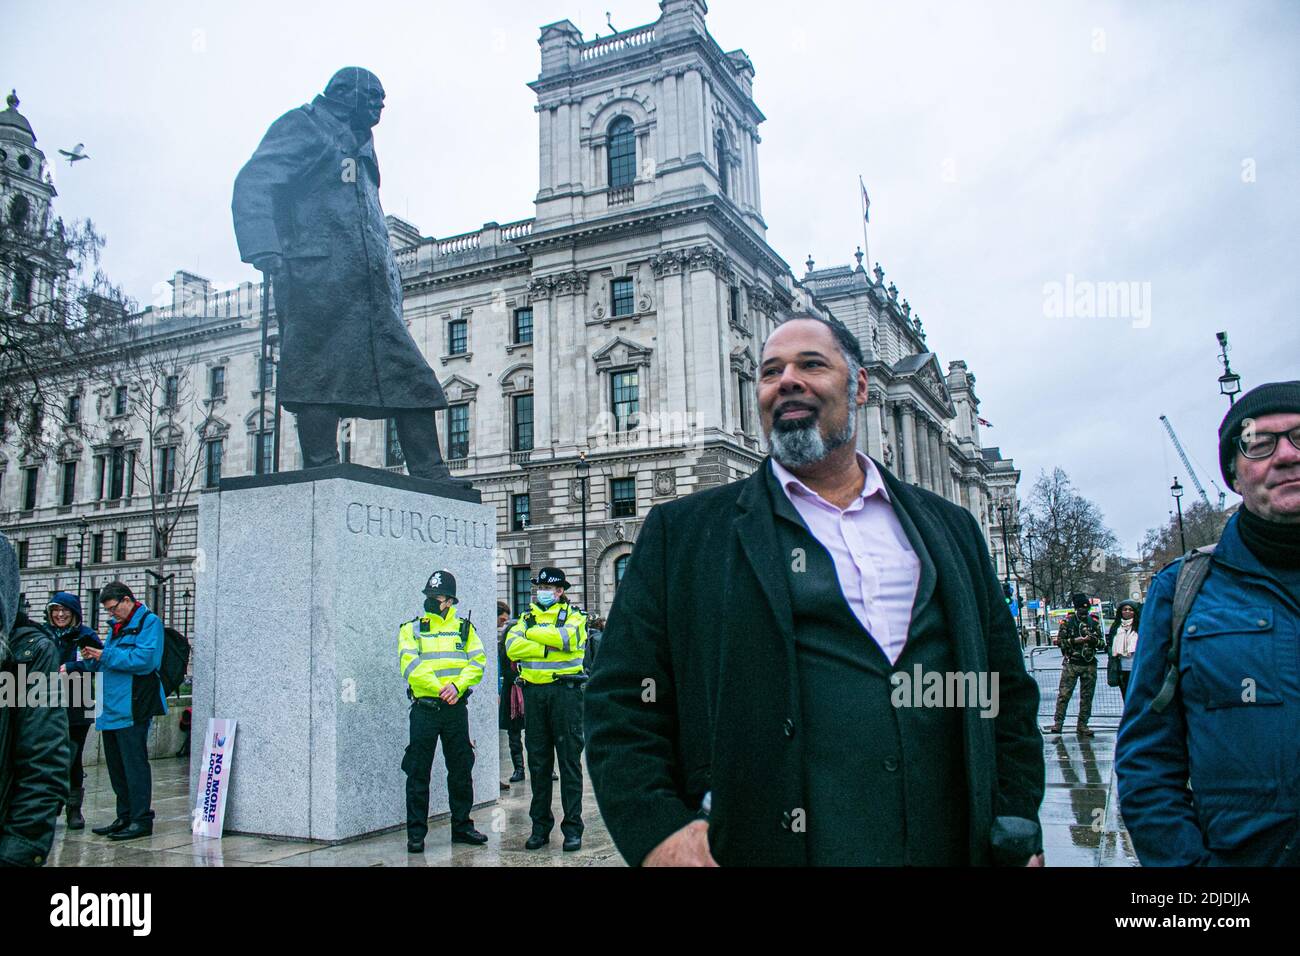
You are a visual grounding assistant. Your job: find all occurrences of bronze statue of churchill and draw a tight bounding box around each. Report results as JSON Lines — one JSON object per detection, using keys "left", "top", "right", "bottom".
{"left": 232, "top": 67, "right": 453, "bottom": 480}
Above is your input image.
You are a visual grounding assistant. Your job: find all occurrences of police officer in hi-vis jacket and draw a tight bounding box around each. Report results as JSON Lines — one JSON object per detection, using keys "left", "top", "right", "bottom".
{"left": 505, "top": 567, "right": 588, "bottom": 852}
{"left": 399, "top": 569, "right": 489, "bottom": 853}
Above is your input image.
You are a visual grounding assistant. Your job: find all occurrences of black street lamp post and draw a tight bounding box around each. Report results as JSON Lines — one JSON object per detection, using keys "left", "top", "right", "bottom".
{"left": 997, "top": 503, "right": 1012, "bottom": 590}
{"left": 998, "top": 502, "right": 1023, "bottom": 641}
{"left": 576, "top": 451, "right": 590, "bottom": 611}
{"left": 76, "top": 515, "right": 89, "bottom": 598}
{"left": 1171, "top": 477, "right": 1187, "bottom": 553}
{"left": 182, "top": 588, "right": 192, "bottom": 637}
{"left": 1216, "top": 332, "right": 1241, "bottom": 406}
{"left": 1024, "top": 529, "right": 1041, "bottom": 645}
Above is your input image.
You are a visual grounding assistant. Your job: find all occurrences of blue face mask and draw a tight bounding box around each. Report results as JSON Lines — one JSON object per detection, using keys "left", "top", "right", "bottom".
{"left": 536, "top": 590, "right": 557, "bottom": 608}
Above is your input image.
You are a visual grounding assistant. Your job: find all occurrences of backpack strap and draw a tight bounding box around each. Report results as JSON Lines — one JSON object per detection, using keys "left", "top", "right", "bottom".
{"left": 1151, "top": 545, "right": 1217, "bottom": 714}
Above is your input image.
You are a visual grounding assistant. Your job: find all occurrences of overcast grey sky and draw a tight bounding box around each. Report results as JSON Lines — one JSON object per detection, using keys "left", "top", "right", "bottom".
{"left": 7, "top": 0, "right": 1298, "bottom": 551}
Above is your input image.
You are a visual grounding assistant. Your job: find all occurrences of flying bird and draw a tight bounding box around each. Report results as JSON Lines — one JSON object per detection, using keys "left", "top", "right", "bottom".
{"left": 58, "top": 143, "right": 89, "bottom": 164}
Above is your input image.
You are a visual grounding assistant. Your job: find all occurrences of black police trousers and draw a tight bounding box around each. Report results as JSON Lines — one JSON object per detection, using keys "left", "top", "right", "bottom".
{"left": 522, "top": 681, "right": 584, "bottom": 839}
{"left": 402, "top": 697, "right": 475, "bottom": 843}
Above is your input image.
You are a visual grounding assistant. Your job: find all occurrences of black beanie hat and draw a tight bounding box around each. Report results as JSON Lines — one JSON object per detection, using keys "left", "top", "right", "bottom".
{"left": 1218, "top": 381, "right": 1300, "bottom": 488}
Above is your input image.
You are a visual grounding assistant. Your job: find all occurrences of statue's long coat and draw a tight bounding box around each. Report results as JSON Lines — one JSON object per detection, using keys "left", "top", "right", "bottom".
{"left": 232, "top": 96, "right": 445, "bottom": 416}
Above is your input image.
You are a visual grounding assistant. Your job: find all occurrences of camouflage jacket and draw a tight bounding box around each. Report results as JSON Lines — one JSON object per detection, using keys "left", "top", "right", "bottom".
{"left": 1057, "top": 612, "right": 1104, "bottom": 663}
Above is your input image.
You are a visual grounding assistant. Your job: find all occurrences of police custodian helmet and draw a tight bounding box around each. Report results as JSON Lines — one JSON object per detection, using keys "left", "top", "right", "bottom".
{"left": 531, "top": 567, "right": 571, "bottom": 589}
{"left": 423, "top": 569, "right": 457, "bottom": 602}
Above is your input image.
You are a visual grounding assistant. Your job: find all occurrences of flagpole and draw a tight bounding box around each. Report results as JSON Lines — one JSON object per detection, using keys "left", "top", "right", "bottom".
{"left": 858, "top": 175, "right": 871, "bottom": 269}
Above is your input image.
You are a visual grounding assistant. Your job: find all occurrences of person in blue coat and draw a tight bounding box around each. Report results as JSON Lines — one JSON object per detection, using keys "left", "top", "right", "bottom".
{"left": 1116, "top": 381, "right": 1300, "bottom": 866}
{"left": 64, "top": 581, "right": 166, "bottom": 842}
{"left": 45, "top": 592, "right": 102, "bottom": 830}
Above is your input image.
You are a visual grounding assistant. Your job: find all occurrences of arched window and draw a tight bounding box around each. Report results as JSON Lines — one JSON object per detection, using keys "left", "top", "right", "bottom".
{"left": 715, "top": 129, "right": 729, "bottom": 196}
{"left": 9, "top": 194, "right": 30, "bottom": 230}
{"left": 11, "top": 260, "right": 34, "bottom": 306}
{"left": 607, "top": 117, "right": 636, "bottom": 189}
{"left": 614, "top": 553, "right": 630, "bottom": 588}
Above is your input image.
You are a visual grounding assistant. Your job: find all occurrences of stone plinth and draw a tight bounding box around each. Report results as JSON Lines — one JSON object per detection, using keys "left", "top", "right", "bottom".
{"left": 190, "top": 465, "right": 498, "bottom": 842}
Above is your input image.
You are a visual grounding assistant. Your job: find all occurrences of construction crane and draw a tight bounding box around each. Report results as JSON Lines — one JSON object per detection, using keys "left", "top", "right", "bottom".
{"left": 1208, "top": 477, "right": 1228, "bottom": 509}
{"left": 1160, "top": 415, "right": 1222, "bottom": 508}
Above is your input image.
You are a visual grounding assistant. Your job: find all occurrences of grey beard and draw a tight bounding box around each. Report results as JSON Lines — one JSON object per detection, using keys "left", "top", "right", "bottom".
{"left": 769, "top": 404, "right": 857, "bottom": 470}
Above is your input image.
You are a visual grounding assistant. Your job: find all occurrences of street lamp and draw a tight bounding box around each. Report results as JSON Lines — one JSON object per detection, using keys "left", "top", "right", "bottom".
{"left": 75, "top": 515, "right": 89, "bottom": 599}
{"left": 1215, "top": 332, "right": 1241, "bottom": 406}
{"left": 996, "top": 503, "right": 1012, "bottom": 589}
{"left": 1024, "top": 529, "right": 1042, "bottom": 646}
{"left": 182, "top": 588, "right": 192, "bottom": 636}
{"left": 1171, "top": 477, "right": 1187, "bottom": 553}
{"left": 576, "top": 450, "right": 591, "bottom": 611}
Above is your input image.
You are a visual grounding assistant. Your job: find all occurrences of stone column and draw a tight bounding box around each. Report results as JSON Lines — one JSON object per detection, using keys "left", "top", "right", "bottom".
{"left": 928, "top": 426, "right": 943, "bottom": 496}
{"left": 687, "top": 263, "right": 724, "bottom": 432}
{"left": 939, "top": 432, "right": 954, "bottom": 501}
{"left": 917, "top": 418, "right": 934, "bottom": 491}
{"left": 864, "top": 390, "right": 884, "bottom": 461}
{"left": 656, "top": 262, "right": 690, "bottom": 424}
{"left": 529, "top": 280, "right": 555, "bottom": 451}
{"left": 964, "top": 481, "right": 982, "bottom": 527}
{"left": 554, "top": 101, "right": 572, "bottom": 192}
{"left": 899, "top": 402, "right": 919, "bottom": 485}
{"left": 538, "top": 107, "right": 555, "bottom": 196}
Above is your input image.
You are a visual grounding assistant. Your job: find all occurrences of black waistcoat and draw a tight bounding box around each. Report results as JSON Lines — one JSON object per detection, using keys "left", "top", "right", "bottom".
{"left": 767, "top": 467, "right": 970, "bottom": 865}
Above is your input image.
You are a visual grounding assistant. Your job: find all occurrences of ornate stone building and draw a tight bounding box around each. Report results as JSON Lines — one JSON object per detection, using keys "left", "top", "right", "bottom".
{"left": 1, "top": 0, "right": 1019, "bottom": 622}
{"left": 1, "top": 90, "right": 62, "bottom": 315}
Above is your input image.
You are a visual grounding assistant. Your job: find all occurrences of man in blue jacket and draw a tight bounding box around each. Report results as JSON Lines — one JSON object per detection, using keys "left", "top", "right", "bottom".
{"left": 1116, "top": 381, "right": 1300, "bottom": 866}
{"left": 66, "top": 581, "right": 167, "bottom": 842}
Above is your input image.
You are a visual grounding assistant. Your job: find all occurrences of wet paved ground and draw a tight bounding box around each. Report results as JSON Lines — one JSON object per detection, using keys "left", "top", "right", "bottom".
{"left": 1039, "top": 725, "right": 1139, "bottom": 867}
{"left": 48, "top": 733, "right": 623, "bottom": 867}
{"left": 50, "top": 718, "right": 1138, "bottom": 867}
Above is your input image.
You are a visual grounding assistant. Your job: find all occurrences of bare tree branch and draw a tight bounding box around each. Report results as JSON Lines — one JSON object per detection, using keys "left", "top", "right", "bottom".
{"left": 1021, "top": 467, "right": 1122, "bottom": 605}
{"left": 1, "top": 216, "right": 136, "bottom": 454}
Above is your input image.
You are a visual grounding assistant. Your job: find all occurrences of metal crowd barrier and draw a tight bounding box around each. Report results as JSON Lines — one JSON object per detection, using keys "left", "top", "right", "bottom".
{"left": 1024, "top": 648, "right": 1126, "bottom": 725}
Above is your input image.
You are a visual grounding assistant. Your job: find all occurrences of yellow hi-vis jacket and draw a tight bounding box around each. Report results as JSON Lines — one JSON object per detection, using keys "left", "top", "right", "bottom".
{"left": 504, "top": 601, "right": 587, "bottom": 685}
{"left": 398, "top": 607, "right": 486, "bottom": 699}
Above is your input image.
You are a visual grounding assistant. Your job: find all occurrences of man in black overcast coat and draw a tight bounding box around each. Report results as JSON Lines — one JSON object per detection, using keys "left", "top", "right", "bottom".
{"left": 585, "top": 315, "right": 1044, "bottom": 867}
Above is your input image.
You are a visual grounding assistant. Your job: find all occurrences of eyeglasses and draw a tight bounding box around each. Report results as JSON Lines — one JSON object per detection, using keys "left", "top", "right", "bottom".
{"left": 1237, "top": 426, "right": 1300, "bottom": 460}
{"left": 101, "top": 599, "right": 123, "bottom": 613}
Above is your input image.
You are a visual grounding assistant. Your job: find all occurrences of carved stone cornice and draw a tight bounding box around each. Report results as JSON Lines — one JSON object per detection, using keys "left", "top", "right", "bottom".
{"left": 749, "top": 287, "right": 776, "bottom": 317}
{"left": 651, "top": 244, "right": 734, "bottom": 282}
{"left": 651, "top": 249, "right": 687, "bottom": 277}
{"left": 528, "top": 270, "right": 589, "bottom": 298}
{"left": 687, "top": 245, "right": 734, "bottom": 282}
{"left": 729, "top": 347, "right": 757, "bottom": 376}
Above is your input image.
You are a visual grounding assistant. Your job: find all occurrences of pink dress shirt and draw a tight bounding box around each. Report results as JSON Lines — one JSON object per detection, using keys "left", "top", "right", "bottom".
{"left": 770, "top": 452, "right": 921, "bottom": 664}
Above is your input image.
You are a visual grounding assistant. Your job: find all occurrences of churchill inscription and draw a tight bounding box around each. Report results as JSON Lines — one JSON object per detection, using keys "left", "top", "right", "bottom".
{"left": 344, "top": 501, "right": 495, "bottom": 550}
